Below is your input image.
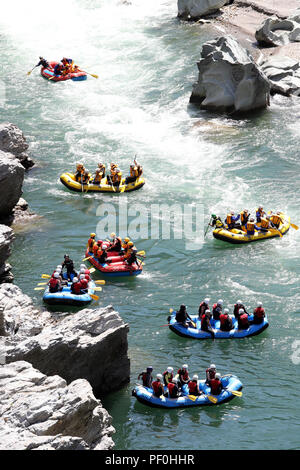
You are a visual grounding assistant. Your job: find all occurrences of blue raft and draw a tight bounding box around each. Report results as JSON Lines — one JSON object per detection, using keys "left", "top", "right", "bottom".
{"left": 43, "top": 280, "right": 96, "bottom": 306}
{"left": 168, "top": 309, "right": 269, "bottom": 339}
{"left": 132, "top": 375, "right": 243, "bottom": 408}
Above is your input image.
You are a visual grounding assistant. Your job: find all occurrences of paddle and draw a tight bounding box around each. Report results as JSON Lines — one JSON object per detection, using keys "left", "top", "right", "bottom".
{"left": 269, "top": 228, "right": 283, "bottom": 238}
{"left": 89, "top": 293, "right": 99, "bottom": 301}
{"left": 188, "top": 394, "right": 217, "bottom": 403}
{"left": 27, "top": 65, "right": 37, "bottom": 76}
{"left": 41, "top": 274, "right": 51, "bottom": 279}
{"left": 95, "top": 280, "right": 106, "bottom": 285}
{"left": 82, "top": 256, "right": 92, "bottom": 262}
{"left": 93, "top": 287, "right": 102, "bottom": 292}
{"left": 169, "top": 308, "right": 196, "bottom": 328}
{"left": 204, "top": 217, "right": 212, "bottom": 237}
{"left": 37, "top": 282, "right": 47, "bottom": 286}
{"left": 226, "top": 389, "right": 243, "bottom": 397}
{"left": 34, "top": 287, "right": 45, "bottom": 291}
{"left": 137, "top": 251, "right": 146, "bottom": 256}
{"left": 80, "top": 70, "right": 98, "bottom": 79}
{"left": 291, "top": 223, "right": 299, "bottom": 230}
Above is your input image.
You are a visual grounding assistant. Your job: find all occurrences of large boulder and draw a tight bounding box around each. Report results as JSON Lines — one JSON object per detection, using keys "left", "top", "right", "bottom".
{"left": 0, "top": 123, "right": 34, "bottom": 169}
{"left": 0, "top": 225, "right": 14, "bottom": 284}
{"left": 261, "top": 55, "right": 300, "bottom": 96}
{"left": 5, "top": 305, "right": 130, "bottom": 396}
{"left": 0, "top": 361, "right": 115, "bottom": 450}
{"left": 255, "top": 14, "right": 300, "bottom": 47}
{"left": 0, "top": 150, "right": 24, "bottom": 219}
{"left": 178, "top": 0, "right": 229, "bottom": 19}
{"left": 190, "top": 35, "right": 271, "bottom": 112}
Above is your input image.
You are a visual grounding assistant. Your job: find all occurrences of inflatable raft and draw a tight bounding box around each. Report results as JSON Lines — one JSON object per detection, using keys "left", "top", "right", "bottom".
{"left": 132, "top": 375, "right": 243, "bottom": 408}
{"left": 168, "top": 309, "right": 268, "bottom": 339}
{"left": 60, "top": 172, "right": 145, "bottom": 193}
{"left": 43, "top": 279, "right": 96, "bottom": 306}
{"left": 85, "top": 249, "right": 142, "bottom": 276}
{"left": 213, "top": 213, "right": 290, "bottom": 244}
{"left": 41, "top": 61, "right": 87, "bottom": 82}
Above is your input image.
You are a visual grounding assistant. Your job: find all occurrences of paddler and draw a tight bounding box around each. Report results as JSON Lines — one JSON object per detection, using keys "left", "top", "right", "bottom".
{"left": 122, "top": 237, "right": 131, "bottom": 252}
{"left": 209, "top": 373, "right": 223, "bottom": 396}
{"left": 198, "top": 298, "right": 210, "bottom": 318}
{"left": 259, "top": 215, "right": 271, "bottom": 232}
{"left": 209, "top": 214, "right": 224, "bottom": 229}
{"left": 168, "top": 378, "right": 180, "bottom": 398}
{"left": 97, "top": 242, "right": 108, "bottom": 264}
{"left": 162, "top": 367, "right": 174, "bottom": 386}
{"left": 233, "top": 300, "right": 248, "bottom": 319}
{"left": 175, "top": 304, "right": 194, "bottom": 328}
{"left": 82, "top": 170, "right": 90, "bottom": 185}
{"left": 107, "top": 233, "right": 122, "bottom": 253}
{"left": 177, "top": 364, "right": 190, "bottom": 388}
{"left": 252, "top": 301, "right": 265, "bottom": 325}
{"left": 61, "top": 57, "right": 74, "bottom": 73}
{"left": 75, "top": 163, "right": 85, "bottom": 182}
{"left": 125, "top": 164, "right": 139, "bottom": 184}
{"left": 134, "top": 158, "right": 143, "bottom": 177}
{"left": 53, "top": 62, "right": 64, "bottom": 76}
{"left": 112, "top": 167, "right": 122, "bottom": 187}
{"left": 70, "top": 276, "right": 82, "bottom": 295}
{"left": 87, "top": 233, "right": 96, "bottom": 251}
{"left": 225, "top": 211, "right": 240, "bottom": 230}
{"left": 93, "top": 163, "right": 105, "bottom": 185}
{"left": 138, "top": 366, "right": 153, "bottom": 388}
{"left": 219, "top": 308, "right": 233, "bottom": 331}
{"left": 212, "top": 299, "right": 223, "bottom": 321}
{"left": 61, "top": 254, "right": 77, "bottom": 281}
{"left": 93, "top": 240, "right": 102, "bottom": 257}
{"left": 237, "top": 308, "right": 250, "bottom": 330}
{"left": 36, "top": 57, "right": 50, "bottom": 69}
{"left": 188, "top": 375, "right": 202, "bottom": 396}
{"left": 256, "top": 205, "right": 266, "bottom": 223}
{"left": 200, "top": 310, "right": 215, "bottom": 338}
{"left": 245, "top": 217, "right": 260, "bottom": 236}
{"left": 205, "top": 364, "right": 217, "bottom": 384}
{"left": 124, "top": 241, "right": 138, "bottom": 266}
{"left": 107, "top": 163, "right": 117, "bottom": 185}
{"left": 240, "top": 209, "right": 250, "bottom": 227}
{"left": 151, "top": 374, "right": 165, "bottom": 398}
{"left": 48, "top": 272, "right": 63, "bottom": 293}
{"left": 270, "top": 211, "right": 283, "bottom": 229}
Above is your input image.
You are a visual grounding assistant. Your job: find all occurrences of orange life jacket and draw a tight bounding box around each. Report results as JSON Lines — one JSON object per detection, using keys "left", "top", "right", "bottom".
{"left": 226, "top": 214, "right": 232, "bottom": 225}
{"left": 271, "top": 214, "right": 281, "bottom": 226}
{"left": 260, "top": 218, "right": 269, "bottom": 229}
{"left": 246, "top": 221, "right": 255, "bottom": 232}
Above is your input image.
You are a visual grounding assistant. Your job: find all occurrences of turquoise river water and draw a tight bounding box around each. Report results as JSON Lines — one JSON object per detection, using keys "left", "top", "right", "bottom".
{"left": 0, "top": 0, "right": 300, "bottom": 450}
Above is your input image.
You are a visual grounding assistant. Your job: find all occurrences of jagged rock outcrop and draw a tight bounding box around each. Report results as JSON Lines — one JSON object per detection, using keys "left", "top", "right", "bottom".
{"left": 255, "top": 14, "right": 300, "bottom": 47}
{"left": 0, "top": 151, "right": 24, "bottom": 219}
{"left": 0, "top": 361, "right": 115, "bottom": 450}
{"left": 190, "top": 35, "right": 270, "bottom": 112}
{"left": 178, "top": 0, "right": 230, "bottom": 19}
{"left": 0, "top": 123, "right": 34, "bottom": 169}
{"left": 0, "top": 225, "right": 14, "bottom": 284}
{"left": 5, "top": 305, "right": 130, "bottom": 396}
{"left": 261, "top": 55, "right": 300, "bottom": 96}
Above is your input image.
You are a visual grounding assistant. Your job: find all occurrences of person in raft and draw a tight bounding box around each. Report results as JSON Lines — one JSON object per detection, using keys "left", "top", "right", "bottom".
{"left": 198, "top": 298, "right": 210, "bottom": 318}
{"left": 270, "top": 211, "right": 284, "bottom": 229}
{"left": 245, "top": 217, "right": 260, "bottom": 236}
{"left": 168, "top": 378, "right": 180, "bottom": 398}
{"left": 177, "top": 364, "right": 190, "bottom": 388}
{"left": 138, "top": 366, "right": 153, "bottom": 388}
{"left": 48, "top": 272, "right": 63, "bottom": 293}
{"left": 61, "top": 57, "right": 74, "bottom": 74}
{"left": 96, "top": 241, "right": 109, "bottom": 264}
{"left": 87, "top": 233, "right": 96, "bottom": 251}
{"left": 125, "top": 163, "right": 139, "bottom": 184}
{"left": 151, "top": 374, "right": 165, "bottom": 398}
{"left": 237, "top": 308, "right": 250, "bottom": 330}
{"left": 162, "top": 367, "right": 174, "bottom": 386}
{"left": 252, "top": 301, "right": 265, "bottom": 325}
{"left": 205, "top": 364, "right": 217, "bottom": 384}
{"left": 53, "top": 62, "right": 64, "bottom": 76}
{"left": 201, "top": 310, "right": 215, "bottom": 339}
{"left": 212, "top": 299, "right": 223, "bottom": 321}
{"left": 219, "top": 308, "right": 234, "bottom": 331}
{"left": 209, "top": 214, "right": 224, "bottom": 229}
{"left": 124, "top": 241, "right": 138, "bottom": 266}
{"left": 256, "top": 206, "right": 266, "bottom": 223}
{"left": 61, "top": 254, "right": 77, "bottom": 281}
{"left": 175, "top": 304, "right": 194, "bottom": 328}
{"left": 75, "top": 163, "right": 85, "bottom": 182}
{"left": 233, "top": 300, "right": 249, "bottom": 319}
{"left": 36, "top": 57, "right": 50, "bottom": 69}
{"left": 240, "top": 209, "right": 250, "bottom": 227}
{"left": 93, "top": 163, "right": 106, "bottom": 185}
{"left": 188, "top": 375, "right": 202, "bottom": 396}
{"left": 107, "top": 233, "right": 123, "bottom": 253}
{"left": 225, "top": 211, "right": 240, "bottom": 230}
{"left": 209, "top": 373, "right": 223, "bottom": 396}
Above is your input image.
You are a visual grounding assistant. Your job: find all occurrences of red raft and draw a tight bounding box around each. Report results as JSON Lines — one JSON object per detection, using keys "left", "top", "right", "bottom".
{"left": 85, "top": 249, "right": 143, "bottom": 277}
{"left": 41, "top": 61, "right": 87, "bottom": 82}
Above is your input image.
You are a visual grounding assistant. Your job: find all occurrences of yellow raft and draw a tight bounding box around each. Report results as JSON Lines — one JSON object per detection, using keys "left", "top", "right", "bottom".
{"left": 213, "top": 213, "right": 290, "bottom": 244}
{"left": 60, "top": 172, "right": 145, "bottom": 193}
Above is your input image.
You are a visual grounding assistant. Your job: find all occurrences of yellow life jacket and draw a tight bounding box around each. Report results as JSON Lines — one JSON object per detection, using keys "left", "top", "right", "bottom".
{"left": 260, "top": 218, "right": 269, "bottom": 229}
{"left": 246, "top": 221, "right": 255, "bottom": 232}
{"left": 226, "top": 214, "right": 232, "bottom": 226}
{"left": 271, "top": 214, "right": 281, "bottom": 226}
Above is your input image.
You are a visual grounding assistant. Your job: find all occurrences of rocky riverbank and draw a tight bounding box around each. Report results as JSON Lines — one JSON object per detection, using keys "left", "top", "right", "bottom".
{"left": 0, "top": 125, "right": 130, "bottom": 450}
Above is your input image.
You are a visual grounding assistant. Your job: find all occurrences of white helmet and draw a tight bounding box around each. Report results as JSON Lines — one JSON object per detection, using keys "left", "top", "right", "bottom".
{"left": 239, "top": 308, "right": 244, "bottom": 314}
{"left": 172, "top": 378, "right": 178, "bottom": 384}
{"left": 79, "top": 274, "right": 85, "bottom": 280}
{"left": 192, "top": 374, "right": 198, "bottom": 381}
{"left": 53, "top": 272, "right": 60, "bottom": 278}
{"left": 210, "top": 364, "right": 216, "bottom": 369}
{"left": 156, "top": 374, "right": 163, "bottom": 380}
{"left": 257, "top": 301, "right": 263, "bottom": 307}
{"left": 204, "top": 298, "right": 210, "bottom": 303}
{"left": 56, "top": 265, "right": 62, "bottom": 270}
{"left": 73, "top": 277, "right": 78, "bottom": 283}
{"left": 167, "top": 367, "right": 173, "bottom": 373}
{"left": 237, "top": 300, "right": 242, "bottom": 304}
{"left": 205, "top": 309, "right": 211, "bottom": 314}
{"left": 217, "top": 299, "right": 223, "bottom": 305}
{"left": 80, "top": 268, "right": 86, "bottom": 273}
{"left": 224, "top": 308, "right": 229, "bottom": 314}
{"left": 215, "top": 373, "right": 221, "bottom": 379}
{"left": 182, "top": 364, "right": 188, "bottom": 370}
{"left": 80, "top": 264, "right": 86, "bottom": 269}
{"left": 56, "top": 267, "right": 62, "bottom": 273}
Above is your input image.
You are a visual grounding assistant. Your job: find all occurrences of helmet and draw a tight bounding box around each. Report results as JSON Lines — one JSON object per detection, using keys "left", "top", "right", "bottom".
{"left": 211, "top": 214, "right": 217, "bottom": 218}
{"left": 53, "top": 272, "right": 60, "bottom": 278}
{"left": 147, "top": 366, "right": 153, "bottom": 371}
{"left": 110, "top": 232, "right": 116, "bottom": 239}
{"left": 205, "top": 309, "right": 211, "bottom": 314}
{"left": 124, "top": 237, "right": 130, "bottom": 243}
{"left": 231, "top": 211, "right": 235, "bottom": 215}
{"left": 217, "top": 299, "right": 223, "bottom": 305}
{"left": 167, "top": 367, "right": 173, "bottom": 373}
{"left": 76, "top": 162, "right": 83, "bottom": 168}
{"left": 128, "top": 241, "right": 134, "bottom": 247}
{"left": 102, "top": 244, "right": 108, "bottom": 249}
{"left": 210, "top": 364, "right": 216, "bottom": 369}
{"left": 79, "top": 274, "right": 85, "bottom": 280}
{"left": 73, "top": 277, "right": 78, "bottom": 283}
{"left": 56, "top": 265, "right": 62, "bottom": 269}
{"left": 98, "top": 163, "right": 104, "bottom": 168}
{"left": 64, "top": 254, "right": 69, "bottom": 259}
{"left": 258, "top": 205, "right": 263, "bottom": 210}
{"left": 224, "top": 308, "right": 229, "bottom": 314}
{"left": 182, "top": 364, "right": 188, "bottom": 370}
{"left": 215, "top": 373, "right": 221, "bottom": 379}
{"left": 97, "top": 240, "right": 102, "bottom": 245}
{"left": 156, "top": 374, "right": 163, "bottom": 380}
{"left": 239, "top": 308, "right": 244, "bottom": 314}
{"left": 257, "top": 301, "right": 263, "bottom": 307}
{"left": 80, "top": 264, "right": 86, "bottom": 269}
{"left": 192, "top": 375, "right": 198, "bottom": 381}
{"left": 80, "top": 268, "right": 85, "bottom": 273}
{"left": 172, "top": 378, "right": 178, "bottom": 384}
{"left": 56, "top": 267, "right": 62, "bottom": 273}
{"left": 204, "top": 298, "right": 210, "bottom": 303}
{"left": 90, "top": 233, "right": 96, "bottom": 238}
{"left": 237, "top": 300, "right": 242, "bottom": 304}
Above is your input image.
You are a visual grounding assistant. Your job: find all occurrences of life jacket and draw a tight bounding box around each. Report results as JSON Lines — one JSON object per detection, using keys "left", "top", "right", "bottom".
{"left": 260, "top": 218, "right": 269, "bottom": 229}
{"left": 49, "top": 278, "right": 59, "bottom": 292}
{"left": 94, "top": 171, "right": 103, "bottom": 183}
{"left": 271, "top": 214, "right": 281, "bottom": 226}
{"left": 212, "top": 303, "right": 221, "bottom": 320}
{"left": 240, "top": 211, "right": 249, "bottom": 225}
{"left": 167, "top": 382, "right": 177, "bottom": 398}
{"left": 226, "top": 214, "right": 232, "bottom": 226}
{"left": 71, "top": 281, "right": 82, "bottom": 295}
{"left": 88, "top": 238, "right": 95, "bottom": 250}
{"left": 124, "top": 246, "right": 137, "bottom": 259}
{"left": 163, "top": 371, "right": 173, "bottom": 385}
{"left": 215, "top": 219, "right": 223, "bottom": 228}
{"left": 220, "top": 314, "right": 229, "bottom": 326}
{"left": 188, "top": 381, "right": 198, "bottom": 394}
{"left": 201, "top": 313, "right": 209, "bottom": 329}
{"left": 80, "top": 279, "right": 88, "bottom": 292}
{"left": 97, "top": 248, "right": 104, "bottom": 258}
{"left": 137, "top": 165, "right": 143, "bottom": 177}
{"left": 254, "top": 307, "right": 265, "bottom": 318}
{"left": 178, "top": 369, "right": 189, "bottom": 383}
{"left": 152, "top": 380, "right": 162, "bottom": 395}
{"left": 93, "top": 244, "right": 100, "bottom": 256}
{"left": 210, "top": 379, "right": 222, "bottom": 395}
{"left": 130, "top": 166, "right": 138, "bottom": 178}
{"left": 246, "top": 221, "right": 255, "bottom": 233}
{"left": 239, "top": 313, "right": 249, "bottom": 326}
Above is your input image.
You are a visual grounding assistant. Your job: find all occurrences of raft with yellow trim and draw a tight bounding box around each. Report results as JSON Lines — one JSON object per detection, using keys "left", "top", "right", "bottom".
{"left": 213, "top": 212, "right": 290, "bottom": 244}
{"left": 60, "top": 172, "right": 145, "bottom": 193}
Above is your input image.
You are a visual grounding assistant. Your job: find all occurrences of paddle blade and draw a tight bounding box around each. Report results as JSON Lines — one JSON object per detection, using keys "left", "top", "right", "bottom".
{"left": 93, "top": 287, "right": 102, "bottom": 292}
{"left": 188, "top": 395, "right": 197, "bottom": 401}
{"left": 231, "top": 390, "right": 243, "bottom": 397}
{"left": 137, "top": 251, "right": 145, "bottom": 256}
{"left": 34, "top": 287, "right": 45, "bottom": 291}
{"left": 41, "top": 274, "right": 51, "bottom": 279}
{"left": 95, "top": 280, "right": 105, "bottom": 285}
{"left": 291, "top": 223, "right": 299, "bottom": 230}
{"left": 89, "top": 268, "right": 96, "bottom": 273}
{"left": 90, "top": 293, "right": 99, "bottom": 301}
{"left": 27, "top": 71, "right": 32, "bottom": 76}
{"left": 37, "top": 282, "right": 47, "bottom": 286}
{"left": 207, "top": 395, "right": 218, "bottom": 404}
{"left": 82, "top": 256, "right": 92, "bottom": 261}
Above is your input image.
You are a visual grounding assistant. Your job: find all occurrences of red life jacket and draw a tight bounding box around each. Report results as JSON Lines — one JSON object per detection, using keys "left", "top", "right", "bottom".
{"left": 152, "top": 380, "right": 162, "bottom": 395}
{"left": 72, "top": 282, "right": 82, "bottom": 294}
{"left": 49, "top": 278, "right": 58, "bottom": 289}
{"left": 240, "top": 313, "right": 249, "bottom": 325}
{"left": 201, "top": 314, "right": 208, "bottom": 329}
{"left": 188, "top": 381, "right": 198, "bottom": 394}
{"left": 210, "top": 379, "right": 222, "bottom": 395}
{"left": 167, "top": 382, "right": 177, "bottom": 397}
{"left": 178, "top": 369, "right": 189, "bottom": 382}
{"left": 254, "top": 307, "right": 265, "bottom": 318}
{"left": 220, "top": 314, "right": 228, "bottom": 326}
{"left": 80, "top": 279, "right": 88, "bottom": 291}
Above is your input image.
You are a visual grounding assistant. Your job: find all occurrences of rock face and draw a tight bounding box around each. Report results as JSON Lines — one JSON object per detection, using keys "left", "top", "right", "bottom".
{"left": 0, "top": 226, "right": 14, "bottom": 284}
{"left": 255, "top": 14, "right": 300, "bottom": 47}
{"left": 190, "top": 35, "right": 271, "bottom": 112}
{"left": 178, "top": 0, "right": 229, "bottom": 19}
{"left": 5, "top": 305, "right": 130, "bottom": 397}
{"left": 0, "top": 123, "right": 34, "bottom": 169}
{"left": 0, "top": 361, "right": 115, "bottom": 450}
{"left": 0, "top": 151, "right": 25, "bottom": 219}
{"left": 261, "top": 55, "right": 300, "bottom": 96}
